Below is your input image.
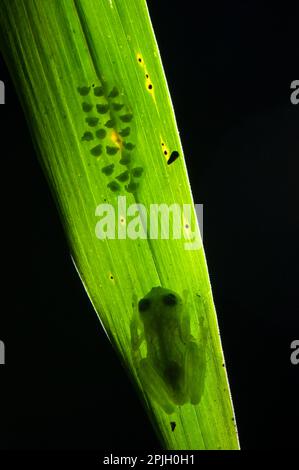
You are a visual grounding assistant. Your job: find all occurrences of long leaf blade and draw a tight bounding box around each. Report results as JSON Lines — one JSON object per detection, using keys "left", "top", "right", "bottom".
{"left": 0, "top": 0, "right": 239, "bottom": 450}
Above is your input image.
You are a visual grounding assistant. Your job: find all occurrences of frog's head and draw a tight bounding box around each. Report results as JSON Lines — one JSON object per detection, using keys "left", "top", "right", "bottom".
{"left": 138, "top": 286, "right": 182, "bottom": 323}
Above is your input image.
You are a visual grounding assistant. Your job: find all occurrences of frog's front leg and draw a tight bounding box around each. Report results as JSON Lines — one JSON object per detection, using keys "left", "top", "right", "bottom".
{"left": 130, "top": 294, "right": 145, "bottom": 358}
{"left": 184, "top": 316, "right": 208, "bottom": 406}
{"left": 185, "top": 340, "right": 206, "bottom": 405}
{"left": 181, "top": 295, "right": 207, "bottom": 406}
{"left": 138, "top": 358, "right": 176, "bottom": 415}
{"left": 130, "top": 317, "right": 145, "bottom": 368}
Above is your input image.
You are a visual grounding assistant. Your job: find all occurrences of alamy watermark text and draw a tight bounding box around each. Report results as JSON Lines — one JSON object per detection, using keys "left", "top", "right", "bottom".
{"left": 95, "top": 197, "right": 203, "bottom": 251}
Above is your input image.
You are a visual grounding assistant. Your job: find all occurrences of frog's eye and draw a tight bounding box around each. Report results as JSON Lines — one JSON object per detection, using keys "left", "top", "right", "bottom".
{"left": 138, "top": 298, "right": 151, "bottom": 312}
{"left": 162, "top": 293, "right": 177, "bottom": 306}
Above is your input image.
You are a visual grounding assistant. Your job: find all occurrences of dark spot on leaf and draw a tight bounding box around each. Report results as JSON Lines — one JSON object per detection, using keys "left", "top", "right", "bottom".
{"left": 125, "top": 181, "right": 139, "bottom": 193}
{"left": 108, "top": 86, "right": 119, "bottom": 98}
{"left": 131, "top": 167, "right": 143, "bottom": 177}
{"left": 105, "top": 119, "right": 115, "bottom": 128}
{"left": 120, "top": 113, "right": 133, "bottom": 123}
{"left": 119, "top": 153, "right": 131, "bottom": 165}
{"left": 124, "top": 142, "right": 135, "bottom": 150}
{"left": 96, "top": 129, "right": 107, "bottom": 139}
{"left": 82, "top": 102, "right": 93, "bottom": 112}
{"left": 94, "top": 86, "right": 104, "bottom": 96}
{"left": 116, "top": 170, "right": 130, "bottom": 182}
{"left": 106, "top": 145, "right": 119, "bottom": 155}
{"left": 102, "top": 164, "right": 114, "bottom": 176}
{"left": 148, "top": 84, "right": 153, "bottom": 90}
{"left": 112, "top": 103, "right": 124, "bottom": 111}
{"left": 90, "top": 144, "right": 102, "bottom": 156}
{"left": 96, "top": 104, "right": 109, "bottom": 114}
{"left": 86, "top": 117, "right": 99, "bottom": 127}
{"left": 107, "top": 181, "right": 121, "bottom": 192}
{"left": 170, "top": 422, "right": 176, "bottom": 432}
{"left": 167, "top": 151, "right": 179, "bottom": 165}
{"left": 81, "top": 131, "right": 94, "bottom": 142}
{"left": 119, "top": 127, "right": 131, "bottom": 137}
{"left": 78, "top": 86, "right": 90, "bottom": 96}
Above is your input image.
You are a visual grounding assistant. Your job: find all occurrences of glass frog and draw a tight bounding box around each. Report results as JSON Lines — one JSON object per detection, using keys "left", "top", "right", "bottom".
{"left": 130, "top": 286, "right": 207, "bottom": 414}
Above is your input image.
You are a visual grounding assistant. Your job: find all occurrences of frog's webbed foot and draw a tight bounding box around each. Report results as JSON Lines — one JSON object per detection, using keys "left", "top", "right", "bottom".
{"left": 138, "top": 358, "right": 176, "bottom": 415}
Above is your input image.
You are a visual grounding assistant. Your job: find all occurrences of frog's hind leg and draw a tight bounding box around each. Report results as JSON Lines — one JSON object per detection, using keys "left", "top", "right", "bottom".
{"left": 185, "top": 340, "right": 206, "bottom": 405}
{"left": 138, "top": 358, "right": 175, "bottom": 415}
{"left": 130, "top": 294, "right": 145, "bottom": 363}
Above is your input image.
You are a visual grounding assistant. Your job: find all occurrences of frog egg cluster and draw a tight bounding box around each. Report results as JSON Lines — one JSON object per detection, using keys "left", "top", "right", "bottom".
{"left": 78, "top": 83, "right": 144, "bottom": 194}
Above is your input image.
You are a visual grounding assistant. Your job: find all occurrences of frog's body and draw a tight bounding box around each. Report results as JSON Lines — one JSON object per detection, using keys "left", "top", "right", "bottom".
{"left": 131, "top": 286, "right": 207, "bottom": 414}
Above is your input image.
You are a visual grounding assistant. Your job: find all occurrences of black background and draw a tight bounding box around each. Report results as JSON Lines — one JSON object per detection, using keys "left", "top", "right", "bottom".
{"left": 0, "top": 0, "right": 298, "bottom": 451}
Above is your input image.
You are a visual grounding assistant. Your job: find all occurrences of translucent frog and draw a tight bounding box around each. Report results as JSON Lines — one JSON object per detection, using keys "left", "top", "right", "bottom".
{"left": 130, "top": 286, "right": 207, "bottom": 414}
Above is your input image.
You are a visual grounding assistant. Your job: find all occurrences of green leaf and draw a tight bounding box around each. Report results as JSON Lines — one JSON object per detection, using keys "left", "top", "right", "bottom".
{"left": 0, "top": 0, "right": 239, "bottom": 450}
